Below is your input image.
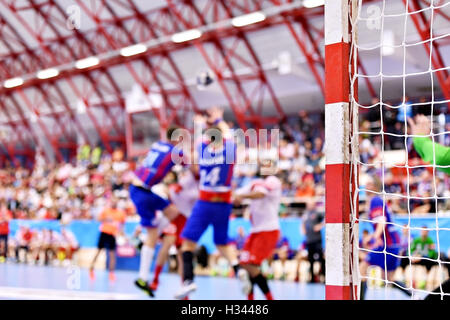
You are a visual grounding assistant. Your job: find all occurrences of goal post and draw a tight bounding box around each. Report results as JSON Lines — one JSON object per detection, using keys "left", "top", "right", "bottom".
{"left": 324, "top": 0, "right": 358, "bottom": 300}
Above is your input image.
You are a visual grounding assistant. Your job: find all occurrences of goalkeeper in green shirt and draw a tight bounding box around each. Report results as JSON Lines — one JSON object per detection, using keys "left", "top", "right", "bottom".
{"left": 411, "top": 230, "right": 438, "bottom": 261}
{"left": 409, "top": 114, "right": 450, "bottom": 174}
{"left": 410, "top": 227, "right": 438, "bottom": 289}
{"left": 408, "top": 114, "right": 449, "bottom": 300}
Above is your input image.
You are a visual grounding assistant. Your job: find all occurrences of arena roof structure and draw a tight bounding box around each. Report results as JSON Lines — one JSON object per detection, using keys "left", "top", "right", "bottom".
{"left": 0, "top": 0, "right": 448, "bottom": 163}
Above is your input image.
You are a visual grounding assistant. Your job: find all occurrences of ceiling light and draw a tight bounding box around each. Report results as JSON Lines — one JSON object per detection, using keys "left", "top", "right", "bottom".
{"left": 4, "top": 77, "right": 24, "bottom": 88}
{"left": 75, "top": 56, "right": 100, "bottom": 69}
{"left": 120, "top": 44, "right": 147, "bottom": 57}
{"left": 231, "top": 12, "right": 266, "bottom": 27}
{"left": 37, "top": 68, "right": 59, "bottom": 79}
{"left": 303, "top": 0, "right": 325, "bottom": 8}
{"left": 171, "top": 29, "right": 202, "bottom": 43}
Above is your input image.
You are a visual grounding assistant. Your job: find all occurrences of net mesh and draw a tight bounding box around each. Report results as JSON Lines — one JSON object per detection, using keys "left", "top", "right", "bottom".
{"left": 349, "top": 0, "right": 450, "bottom": 299}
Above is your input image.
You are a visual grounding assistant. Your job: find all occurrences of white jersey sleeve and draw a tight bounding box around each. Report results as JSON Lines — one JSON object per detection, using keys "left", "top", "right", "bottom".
{"left": 245, "top": 176, "right": 282, "bottom": 233}
{"left": 169, "top": 170, "right": 198, "bottom": 218}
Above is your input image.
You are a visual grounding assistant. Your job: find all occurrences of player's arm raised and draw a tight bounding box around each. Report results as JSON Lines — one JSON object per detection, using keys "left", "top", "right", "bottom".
{"left": 408, "top": 115, "right": 450, "bottom": 174}
{"left": 206, "top": 106, "right": 231, "bottom": 138}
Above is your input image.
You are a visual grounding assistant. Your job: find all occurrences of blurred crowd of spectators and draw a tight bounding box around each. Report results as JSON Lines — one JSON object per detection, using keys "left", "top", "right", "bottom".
{"left": 0, "top": 224, "right": 79, "bottom": 266}
{"left": 0, "top": 147, "right": 136, "bottom": 222}
{"left": 0, "top": 99, "right": 449, "bottom": 226}
{"left": 0, "top": 98, "right": 449, "bottom": 287}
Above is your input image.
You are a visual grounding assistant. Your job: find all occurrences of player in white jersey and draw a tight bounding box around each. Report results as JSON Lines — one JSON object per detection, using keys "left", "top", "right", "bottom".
{"left": 35, "top": 229, "right": 61, "bottom": 265}
{"left": 57, "top": 227, "right": 79, "bottom": 264}
{"left": 233, "top": 167, "right": 282, "bottom": 300}
{"left": 150, "top": 167, "right": 199, "bottom": 292}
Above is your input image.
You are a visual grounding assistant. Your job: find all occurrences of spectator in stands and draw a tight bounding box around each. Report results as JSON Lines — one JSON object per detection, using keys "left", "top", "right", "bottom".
{"left": 398, "top": 225, "right": 412, "bottom": 281}
{"left": 294, "top": 241, "right": 308, "bottom": 282}
{"left": 309, "top": 137, "right": 324, "bottom": 167}
{"left": 359, "top": 229, "right": 374, "bottom": 261}
{"left": 410, "top": 227, "right": 438, "bottom": 289}
{"left": 397, "top": 96, "right": 413, "bottom": 123}
{"left": 58, "top": 227, "right": 79, "bottom": 265}
{"left": 301, "top": 199, "right": 325, "bottom": 283}
{"left": 272, "top": 235, "right": 295, "bottom": 280}
{"left": 112, "top": 147, "right": 124, "bottom": 162}
{"left": 0, "top": 200, "right": 12, "bottom": 262}
{"left": 90, "top": 144, "right": 102, "bottom": 167}
{"left": 130, "top": 225, "right": 144, "bottom": 252}
{"left": 409, "top": 113, "right": 450, "bottom": 299}
{"left": 77, "top": 142, "right": 91, "bottom": 167}
{"left": 298, "top": 110, "right": 313, "bottom": 134}
{"left": 232, "top": 226, "right": 247, "bottom": 253}
{"left": 389, "top": 122, "right": 405, "bottom": 150}
{"left": 15, "top": 226, "right": 33, "bottom": 263}
{"left": 295, "top": 174, "right": 315, "bottom": 198}
{"left": 35, "top": 229, "right": 61, "bottom": 266}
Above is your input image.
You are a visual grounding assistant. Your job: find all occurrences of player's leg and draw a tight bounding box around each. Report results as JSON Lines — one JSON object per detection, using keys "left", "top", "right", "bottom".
{"left": 359, "top": 260, "right": 369, "bottom": 300}
{"left": 174, "top": 201, "right": 210, "bottom": 299}
{"left": 385, "top": 247, "right": 412, "bottom": 297}
{"left": 135, "top": 226, "right": 158, "bottom": 296}
{"left": 294, "top": 252, "right": 302, "bottom": 282}
{"left": 89, "top": 248, "right": 102, "bottom": 275}
{"left": 157, "top": 213, "right": 187, "bottom": 279}
{"left": 129, "top": 185, "right": 166, "bottom": 296}
{"left": 90, "top": 231, "right": 106, "bottom": 280}
{"left": 239, "top": 231, "right": 279, "bottom": 300}
{"left": 151, "top": 234, "right": 176, "bottom": 291}
{"left": 107, "top": 234, "right": 117, "bottom": 281}
{"left": 181, "top": 239, "right": 197, "bottom": 282}
{"left": 162, "top": 204, "right": 179, "bottom": 222}
{"left": 0, "top": 235, "right": 7, "bottom": 261}
{"left": 306, "top": 243, "right": 315, "bottom": 283}
{"left": 107, "top": 249, "right": 116, "bottom": 281}
{"left": 212, "top": 203, "right": 239, "bottom": 275}
{"left": 89, "top": 249, "right": 101, "bottom": 280}
{"left": 173, "top": 239, "right": 198, "bottom": 299}
{"left": 172, "top": 214, "right": 187, "bottom": 280}
{"left": 216, "top": 245, "right": 239, "bottom": 276}
{"left": 318, "top": 246, "right": 325, "bottom": 281}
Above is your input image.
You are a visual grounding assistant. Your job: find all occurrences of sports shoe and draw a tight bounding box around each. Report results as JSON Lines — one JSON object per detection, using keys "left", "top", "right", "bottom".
{"left": 149, "top": 280, "right": 158, "bottom": 291}
{"left": 134, "top": 278, "right": 155, "bottom": 297}
{"left": 174, "top": 280, "right": 197, "bottom": 300}
{"left": 109, "top": 272, "right": 116, "bottom": 282}
{"left": 89, "top": 268, "right": 95, "bottom": 281}
{"left": 238, "top": 269, "right": 252, "bottom": 295}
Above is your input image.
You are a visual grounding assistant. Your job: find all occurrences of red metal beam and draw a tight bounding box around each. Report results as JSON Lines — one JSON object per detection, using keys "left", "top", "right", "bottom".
{"left": 166, "top": 0, "right": 289, "bottom": 129}
{"left": 27, "top": 0, "right": 125, "bottom": 145}
{"left": 2, "top": 0, "right": 125, "bottom": 154}
{"left": 0, "top": 0, "right": 316, "bottom": 88}
{"left": 405, "top": 0, "right": 450, "bottom": 108}
{"left": 403, "top": 0, "right": 450, "bottom": 110}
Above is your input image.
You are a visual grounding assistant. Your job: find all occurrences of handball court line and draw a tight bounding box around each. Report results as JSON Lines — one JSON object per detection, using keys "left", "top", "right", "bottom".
{"left": 0, "top": 286, "right": 141, "bottom": 300}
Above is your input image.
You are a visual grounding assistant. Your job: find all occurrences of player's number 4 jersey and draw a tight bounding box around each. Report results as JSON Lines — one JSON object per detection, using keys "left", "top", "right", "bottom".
{"left": 198, "top": 140, "right": 235, "bottom": 193}
{"left": 134, "top": 141, "right": 182, "bottom": 188}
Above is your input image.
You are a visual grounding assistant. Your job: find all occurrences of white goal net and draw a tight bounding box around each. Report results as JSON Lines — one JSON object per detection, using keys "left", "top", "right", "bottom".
{"left": 348, "top": 0, "right": 450, "bottom": 300}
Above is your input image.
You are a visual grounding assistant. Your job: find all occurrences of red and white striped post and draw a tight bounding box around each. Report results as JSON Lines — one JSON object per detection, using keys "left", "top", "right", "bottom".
{"left": 324, "top": 0, "right": 354, "bottom": 300}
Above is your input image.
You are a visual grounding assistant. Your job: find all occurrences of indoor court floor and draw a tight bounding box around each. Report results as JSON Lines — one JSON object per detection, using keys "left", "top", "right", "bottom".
{"left": 0, "top": 263, "right": 415, "bottom": 300}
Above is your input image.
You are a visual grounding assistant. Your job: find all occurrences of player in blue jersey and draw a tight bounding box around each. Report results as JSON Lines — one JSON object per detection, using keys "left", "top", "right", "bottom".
{"left": 174, "top": 107, "right": 240, "bottom": 299}
{"left": 130, "top": 126, "right": 187, "bottom": 297}
{"left": 359, "top": 177, "right": 412, "bottom": 299}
